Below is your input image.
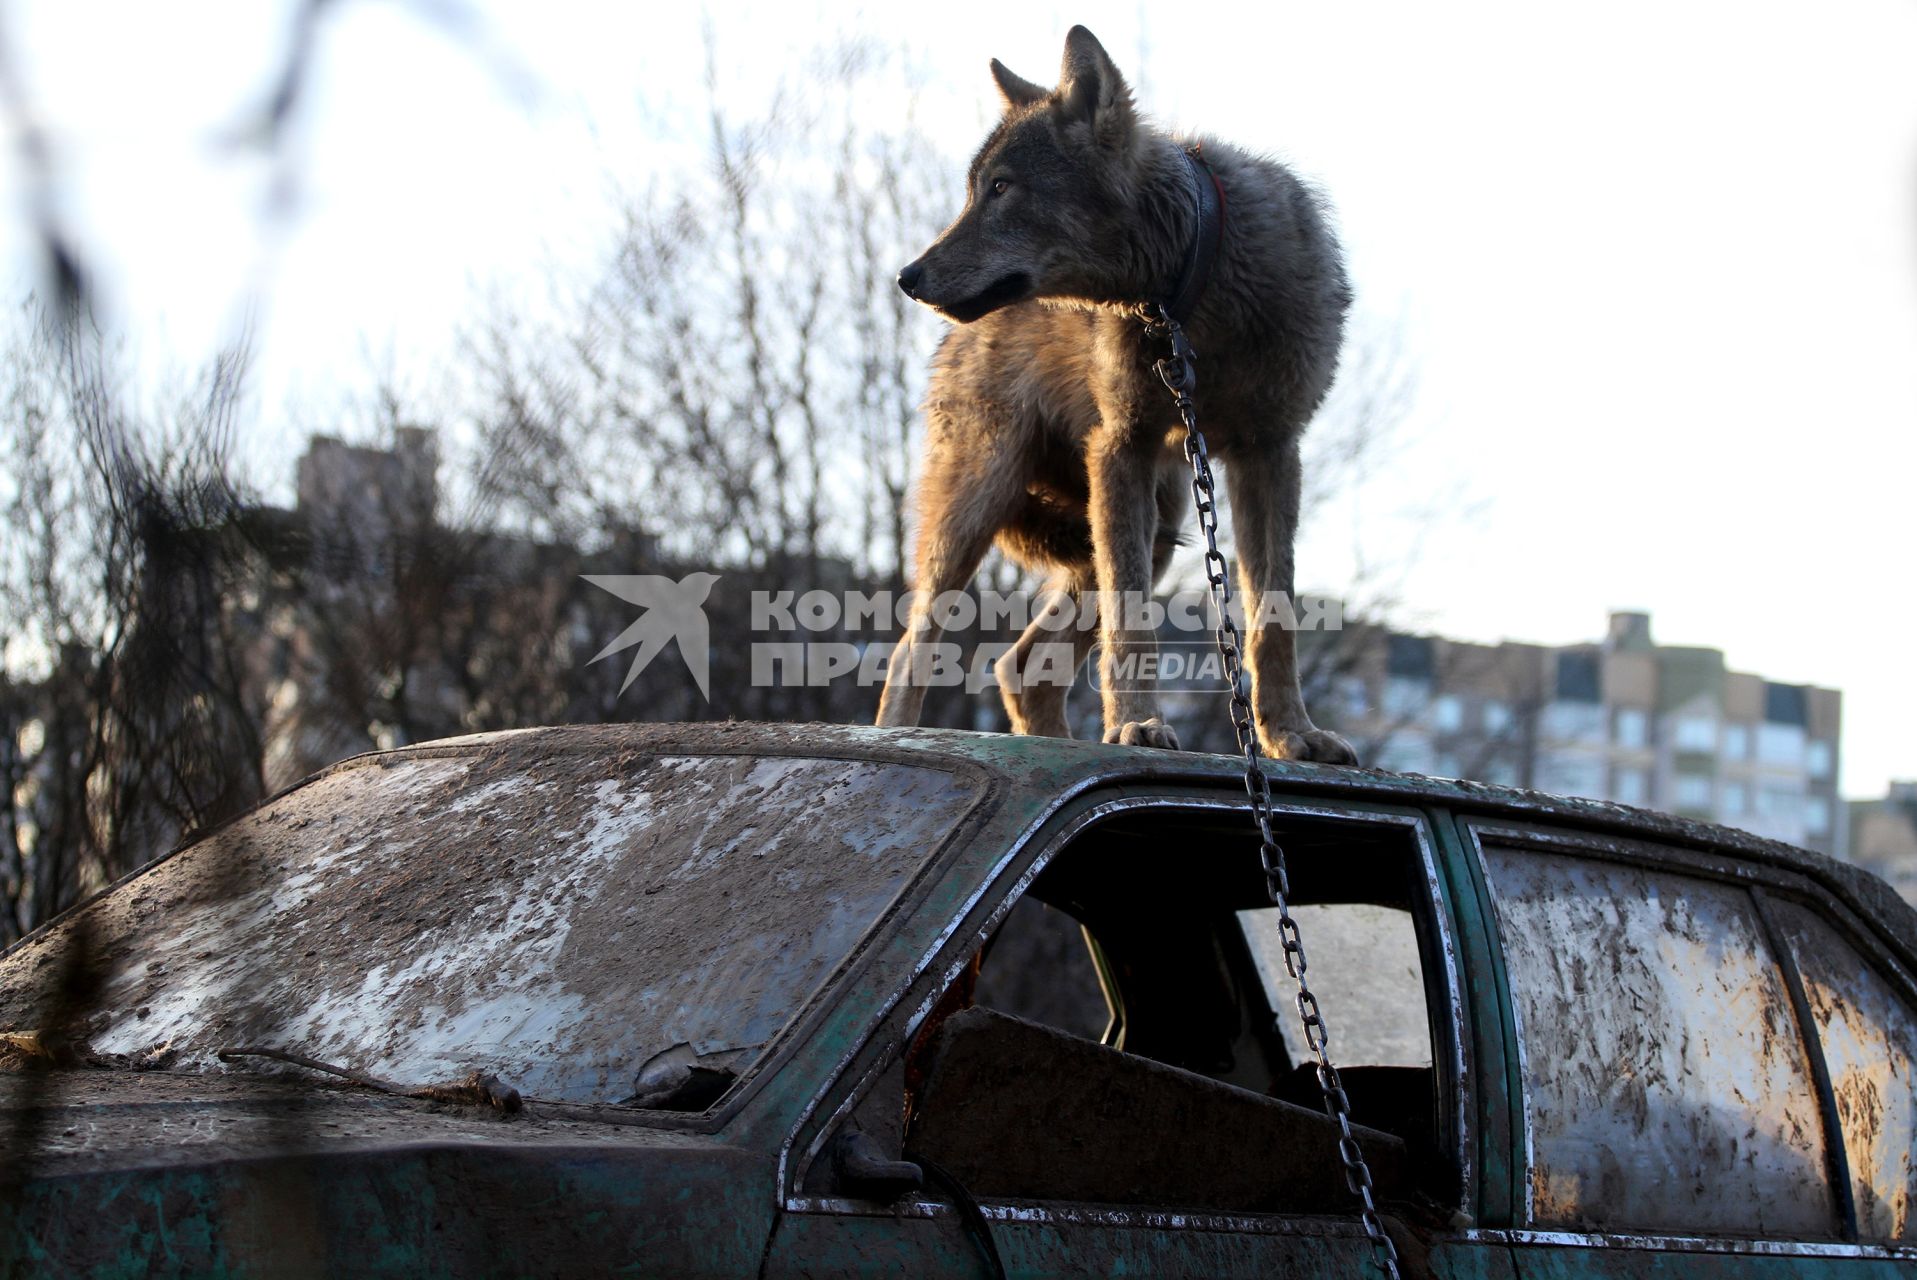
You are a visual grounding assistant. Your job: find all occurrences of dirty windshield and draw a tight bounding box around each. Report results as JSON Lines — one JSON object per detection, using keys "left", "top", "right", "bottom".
{"left": 0, "top": 745, "right": 977, "bottom": 1105}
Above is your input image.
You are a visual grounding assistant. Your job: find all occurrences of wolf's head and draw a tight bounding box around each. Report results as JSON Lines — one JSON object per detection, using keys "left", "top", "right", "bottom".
{"left": 898, "top": 26, "right": 1149, "bottom": 323}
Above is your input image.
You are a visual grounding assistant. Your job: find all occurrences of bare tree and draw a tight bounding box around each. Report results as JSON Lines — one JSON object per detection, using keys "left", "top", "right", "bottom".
{"left": 0, "top": 313, "right": 265, "bottom": 941}
{"left": 0, "top": 21, "right": 1468, "bottom": 933}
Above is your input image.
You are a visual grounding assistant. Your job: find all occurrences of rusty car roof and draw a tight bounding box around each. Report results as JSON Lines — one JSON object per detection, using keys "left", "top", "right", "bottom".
{"left": 274, "top": 720, "right": 1914, "bottom": 953}
{"left": 14, "top": 718, "right": 1908, "bottom": 980}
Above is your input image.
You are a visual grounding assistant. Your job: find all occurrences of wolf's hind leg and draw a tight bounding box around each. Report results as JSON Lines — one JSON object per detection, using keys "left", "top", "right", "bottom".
{"left": 1224, "top": 438, "right": 1358, "bottom": 765}
{"left": 994, "top": 573, "right": 1098, "bottom": 738}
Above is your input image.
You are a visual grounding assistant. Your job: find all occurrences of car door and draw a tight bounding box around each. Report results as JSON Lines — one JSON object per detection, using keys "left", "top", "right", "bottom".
{"left": 763, "top": 789, "right": 1518, "bottom": 1279}
{"left": 1457, "top": 816, "right": 1917, "bottom": 1277}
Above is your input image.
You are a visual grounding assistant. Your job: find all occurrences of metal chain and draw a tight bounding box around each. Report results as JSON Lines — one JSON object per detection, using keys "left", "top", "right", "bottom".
{"left": 1141, "top": 302, "right": 1402, "bottom": 1280}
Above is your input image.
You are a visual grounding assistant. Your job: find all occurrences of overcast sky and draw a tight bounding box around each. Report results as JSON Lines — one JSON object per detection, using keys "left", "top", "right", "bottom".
{"left": 2, "top": 1, "right": 1913, "bottom": 796}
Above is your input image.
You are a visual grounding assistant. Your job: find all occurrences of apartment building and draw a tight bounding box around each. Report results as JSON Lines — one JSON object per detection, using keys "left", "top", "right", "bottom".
{"left": 1308, "top": 611, "right": 1844, "bottom": 857}
{"left": 1850, "top": 782, "right": 1917, "bottom": 903}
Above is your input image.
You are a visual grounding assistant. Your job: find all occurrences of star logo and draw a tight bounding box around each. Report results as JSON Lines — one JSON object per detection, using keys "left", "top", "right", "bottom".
{"left": 582, "top": 572, "right": 720, "bottom": 699}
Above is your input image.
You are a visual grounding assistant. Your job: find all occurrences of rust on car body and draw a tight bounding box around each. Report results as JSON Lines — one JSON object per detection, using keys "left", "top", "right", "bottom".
{"left": 2, "top": 721, "right": 1914, "bottom": 1277}
{"left": 0, "top": 733, "right": 985, "bottom": 1108}
{"left": 1478, "top": 846, "right": 1840, "bottom": 1237}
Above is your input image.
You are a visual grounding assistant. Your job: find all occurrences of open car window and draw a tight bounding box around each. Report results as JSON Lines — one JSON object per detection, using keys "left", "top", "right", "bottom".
{"left": 879, "top": 802, "right": 1460, "bottom": 1216}
{"left": 970, "top": 896, "right": 1114, "bottom": 1044}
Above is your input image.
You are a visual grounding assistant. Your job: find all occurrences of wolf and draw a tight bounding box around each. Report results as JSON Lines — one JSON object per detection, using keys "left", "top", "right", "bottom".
{"left": 874, "top": 26, "right": 1357, "bottom": 764}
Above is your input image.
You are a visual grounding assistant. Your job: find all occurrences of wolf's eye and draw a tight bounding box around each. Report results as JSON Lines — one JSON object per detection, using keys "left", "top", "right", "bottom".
{"left": 990, "top": 178, "right": 1011, "bottom": 197}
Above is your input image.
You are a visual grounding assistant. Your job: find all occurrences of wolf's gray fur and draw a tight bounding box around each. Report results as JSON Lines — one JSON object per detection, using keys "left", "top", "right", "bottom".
{"left": 875, "top": 26, "right": 1356, "bottom": 763}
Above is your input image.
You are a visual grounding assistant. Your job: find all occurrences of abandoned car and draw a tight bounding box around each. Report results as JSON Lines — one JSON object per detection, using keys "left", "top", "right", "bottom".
{"left": 2, "top": 721, "right": 1915, "bottom": 1277}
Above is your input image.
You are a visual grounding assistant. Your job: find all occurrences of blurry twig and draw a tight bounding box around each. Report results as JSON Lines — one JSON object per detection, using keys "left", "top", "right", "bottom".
{"left": 0, "top": 6, "right": 86, "bottom": 319}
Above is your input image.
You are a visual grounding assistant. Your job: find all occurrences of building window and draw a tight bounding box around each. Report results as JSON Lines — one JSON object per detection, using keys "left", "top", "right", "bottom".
{"left": 1483, "top": 700, "right": 1512, "bottom": 736}
{"left": 1338, "top": 675, "right": 1369, "bottom": 721}
{"left": 1376, "top": 735, "right": 1435, "bottom": 776}
{"left": 1758, "top": 785, "right": 1802, "bottom": 821}
{"left": 1541, "top": 757, "right": 1606, "bottom": 801}
{"left": 1759, "top": 724, "right": 1806, "bottom": 768}
{"left": 1555, "top": 651, "right": 1601, "bottom": 702}
{"left": 1614, "top": 708, "right": 1648, "bottom": 750}
{"left": 1807, "top": 740, "right": 1833, "bottom": 780}
{"left": 1806, "top": 796, "right": 1832, "bottom": 836}
{"left": 1722, "top": 724, "right": 1751, "bottom": 761}
{"left": 1387, "top": 633, "right": 1435, "bottom": 680}
{"left": 1432, "top": 695, "right": 1464, "bottom": 733}
{"left": 1721, "top": 782, "right": 1749, "bottom": 817}
{"left": 1384, "top": 677, "right": 1428, "bottom": 721}
{"left": 1613, "top": 769, "right": 1648, "bottom": 807}
{"left": 1673, "top": 716, "right": 1716, "bottom": 753}
{"left": 1545, "top": 701, "right": 1605, "bottom": 744}
{"left": 1674, "top": 774, "right": 1713, "bottom": 811}
{"left": 1765, "top": 682, "right": 1809, "bottom": 728}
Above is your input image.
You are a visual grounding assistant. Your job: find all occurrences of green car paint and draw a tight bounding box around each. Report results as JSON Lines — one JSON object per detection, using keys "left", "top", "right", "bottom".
{"left": 4, "top": 722, "right": 1913, "bottom": 1277}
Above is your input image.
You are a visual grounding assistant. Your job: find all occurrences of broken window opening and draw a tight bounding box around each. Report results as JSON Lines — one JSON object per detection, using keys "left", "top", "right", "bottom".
{"left": 838, "top": 803, "right": 1461, "bottom": 1217}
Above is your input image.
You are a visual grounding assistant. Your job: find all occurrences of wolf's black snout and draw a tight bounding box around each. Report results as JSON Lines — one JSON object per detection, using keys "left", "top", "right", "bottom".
{"left": 897, "top": 262, "right": 924, "bottom": 299}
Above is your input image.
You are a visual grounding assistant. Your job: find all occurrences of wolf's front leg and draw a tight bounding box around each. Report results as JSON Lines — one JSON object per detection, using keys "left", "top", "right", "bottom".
{"left": 1086, "top": 434, "right": 1179, "bottom": 750}
{"left": 1225, "top": 439, "right": 1358, "bottom": 764}
{"left": 876, "top": 549, "right": 992, "bottom": 730}
{"left": 876, "top": 422, "right": 1021, "bottom": 729}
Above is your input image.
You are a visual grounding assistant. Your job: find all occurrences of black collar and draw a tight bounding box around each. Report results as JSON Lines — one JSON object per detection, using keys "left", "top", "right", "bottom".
{"left": 1162, "top": 146, "right": 1225, "bottom": 326}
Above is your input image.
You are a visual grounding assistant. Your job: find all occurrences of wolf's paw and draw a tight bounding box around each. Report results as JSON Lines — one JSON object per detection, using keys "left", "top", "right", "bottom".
{"left": 1264, "top": 727, "right": 1359, "bottom": 766}
{"left": 1104, "top": 718, "right": 1181, "bottom": 750}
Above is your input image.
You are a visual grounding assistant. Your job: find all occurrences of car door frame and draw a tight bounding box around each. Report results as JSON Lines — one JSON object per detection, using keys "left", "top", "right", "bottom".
{"left": 1445, "top": 809, "right": 1917, "bottom": 1272}
{"left": 766, "top": 778, "right": 1513, "bottom": 1276}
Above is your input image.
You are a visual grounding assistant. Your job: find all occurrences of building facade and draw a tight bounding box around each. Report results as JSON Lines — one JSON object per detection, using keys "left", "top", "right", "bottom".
{"left": 1307, "top": 611, "right": 1845, "bottom": 858}
{"left": 270, "top": 438, "right": 1860, "bottom": 860}
{"left": 1850, "top": 782, "right": 1917, "bottom": 902}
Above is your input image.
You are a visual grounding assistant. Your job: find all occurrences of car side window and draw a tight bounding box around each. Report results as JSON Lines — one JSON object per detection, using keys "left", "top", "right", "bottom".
{"left": 1480, "top": 844, "right": 1840, "bottom": 1239}
{"left": 1239, "top": 902, "right": 1433, "bottom": 1072}
{"left": 881, "top": 805, "right": 1458, "bottom": 1216}
{"left": 971, "top": 896, "right": 1114, "bottom": 1043}
{"left": 1768, "top": 897, "right": 1917, "bottom": 1241}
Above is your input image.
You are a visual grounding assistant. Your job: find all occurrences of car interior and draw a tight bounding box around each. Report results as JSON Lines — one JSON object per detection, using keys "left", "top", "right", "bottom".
{"left": 815, "top": 805, "right": 1461, "bottom": 1217}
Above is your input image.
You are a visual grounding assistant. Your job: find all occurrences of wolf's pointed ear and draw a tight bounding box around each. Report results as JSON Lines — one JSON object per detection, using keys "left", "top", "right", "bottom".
{"left": 1056, "top": 26, "right": 1133, "bottom": 147}
{"left": 990, "top": 58, "right": 1048, "bottom": 111}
